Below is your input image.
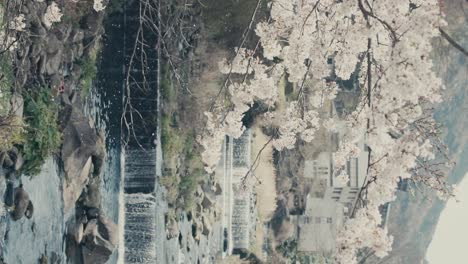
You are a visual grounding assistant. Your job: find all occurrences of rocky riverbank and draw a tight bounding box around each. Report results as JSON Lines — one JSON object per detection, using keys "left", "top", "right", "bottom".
{"left": 0, "top": 1, "right": 118, "bottom": 263}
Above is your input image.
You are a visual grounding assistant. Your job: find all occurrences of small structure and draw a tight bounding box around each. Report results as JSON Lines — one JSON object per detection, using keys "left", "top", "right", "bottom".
{"left": 304, "top": 152, "right": 332, "bottom": 182}
{"left": 296, "top": 107, "right": 371, "bottom": 254}
{"left": 323, "top": 133, "right": 369, "bottom": 215}
{"left": 295, "top": 196, "right": 345, "bottom": 254}
{"left": 303, "top": 131, "right": 369, "bottom": 216}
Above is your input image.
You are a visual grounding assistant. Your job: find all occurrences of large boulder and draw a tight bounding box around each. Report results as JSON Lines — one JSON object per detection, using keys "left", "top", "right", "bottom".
{"left": 201, "top": 194, "right": 214, "bottom": 210}
{"left": 80, "top": 177, "right": 101, "bottom": 209}
{"left": 66, "top": 220, "right": 84, "bottom": 244}
{"left": 61, "top": 93, "right": 105, "bottom": 213}
{"left": 166, "top": 219, "right": 179, "bottom": 239}
{"left": 81, "top": 215, "right": 118, "bottom": 264}
{"left": 62, "top": 156, "right": 92, "bottom": 214}
{"left": 45, "top": 49, "right": 63, "bottom": 75}
{"left": 202, "top": 214, "right": 212, "bottom": 236}
{"left": 9, "top": 185, "right": 34, "bottom": 221}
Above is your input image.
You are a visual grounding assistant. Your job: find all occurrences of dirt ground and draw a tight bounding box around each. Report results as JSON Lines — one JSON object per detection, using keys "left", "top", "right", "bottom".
{"left": 252, "top": 127, "right": 278, "bottom": 221}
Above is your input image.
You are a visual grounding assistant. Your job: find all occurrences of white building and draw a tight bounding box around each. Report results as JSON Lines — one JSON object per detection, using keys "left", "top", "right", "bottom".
{"left": 325, "top": 133, "right": 369, "bottom": 215}
{"left": 297, "top": 119, "right": 370, "bottom": 252}
{"left": 303, "top": 132, "right": 369, "bottom": 215}
{"left": 295, "top": 196, "right": 345, "bottom": 254}
{"left": 304, "top": 152, "right": 332, "bottom": 182}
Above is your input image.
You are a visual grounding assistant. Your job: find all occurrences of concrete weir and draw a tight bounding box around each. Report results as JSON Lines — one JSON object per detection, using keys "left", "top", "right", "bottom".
{"left": 114, "top": 0, "right": 161, "bottom": 262}
{"left": 217, "top": 129, "right": 254, "bottom": 257}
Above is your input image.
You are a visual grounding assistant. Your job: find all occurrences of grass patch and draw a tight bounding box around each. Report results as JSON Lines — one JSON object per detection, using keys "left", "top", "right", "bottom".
{"left": 0, "top": 54, "right": 14, "bottom": 115}
{"left": 161, "top": 117, "right": 206, "bottom": 210}
{"left": 21, "top": 87, "right": 62, "bottom": 176}
{"left": 159, "top": 57, "right": 208, "bottom": 210}
{"left": 0, "top": 53, "right": 24, "bottom": 153}
{"left": 161, "top": 113, "right": 184, "bottom": 157}
{"left": 0, "top": 115, "right": 24, "bottom": 153}
{"left": 178, "top": 167, "right": 203, "bottom": 210}
{"left": 160, "top": 62, "right": 174, "bottom": 101}
{"left": 76, "top": 51, "right": 98, "bottom": 97}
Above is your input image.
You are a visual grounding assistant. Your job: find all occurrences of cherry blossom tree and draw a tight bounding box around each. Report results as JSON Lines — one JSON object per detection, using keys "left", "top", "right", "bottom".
{"left": 93, "top": 0, "right": 106, "bottom": 12}
{"left": 199, "top": 1, "right": 452, "bottom": 263}
{"left": 1, "top": 4, "right": 26, "bottom": 52}
{"left": 42, "top": 1, "right": 62, "bottom": 29}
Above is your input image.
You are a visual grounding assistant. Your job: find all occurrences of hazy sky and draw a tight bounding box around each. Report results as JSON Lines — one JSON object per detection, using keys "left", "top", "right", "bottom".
{"left": 426, "top": 173, "right": 468, "bottom": 264}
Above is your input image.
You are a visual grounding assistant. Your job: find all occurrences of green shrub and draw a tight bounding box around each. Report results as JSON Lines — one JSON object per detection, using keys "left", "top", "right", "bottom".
{"left": 0, "top": 115, "right": 25, "bottom": 153}
{"left": 0, "top": 53, "right": 24, "bottom": 152}
{"left": 21, "top": 88, "right": 62, "bottom": 176}
{"left": 0, "top": 54, "right": 14, "bottom": 115}
{"left": 76, "top": 55, "right": 98, "bottom": 97}
{"left": 179, "top": 168, "right": 204, "bottom": 210}
{"left": 161, "top": 113, "right": 184, "bottom": 158}
{"left": 160, "top": 63, "right": 174, "bottom": 101}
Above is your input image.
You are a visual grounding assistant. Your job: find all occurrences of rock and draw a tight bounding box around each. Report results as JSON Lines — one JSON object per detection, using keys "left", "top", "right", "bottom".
{"left": 45, "top": 50, "right": 63, "bottom": 75}
{"left": 1, "top": 147, "right": 24, "bottom": 171}
{"left": 14, "top": 153, "right": 24, "bottom": 171}
{"left": 30, "top": 43, "right": 43, "bottom": 59}
{"left": 27, "top": 0, "right": 46, "bottom": 17}
{"left": 91, "top": 134, "right": 105, "bottom": 177}
{"left": 202, "top": 215, "right": 212, "bottom": 236}
{"left": 21, "top": 4, "right": 29, "bottom": 15}
{"left": 214, "top": 182, "right": 222, "bottom": 195}
{"left": 2, "top": 154, "right": 14, "bottom": 168}
{"left": 63, "top": 157, "right": 92, "bottom": 213}
{"left": 191, "top": 220, "right": 201, "bottom": 241}
{"left": 49, "top": 74, "right": 62, "bottom": 90}
{"left": 29, "top": 15, "right": 47, "bottom": 40}
{"left": 4, "top": 181, "right": 15, "bottom": 208}
{"left": 195, "top": 185, "right": 203, "bottom": 197}
{"left": 49, "top": 252, "right": 62, "bottom": 264}
{"left": 79, "top": 214, "right": 88, "bottom": 224}
{"left": 61, "top": 93, "right": 106, "bottom": 213}
{"left": 81, "top": 177, "right": 101, "bottom": 209}
{"left": 46, "top": 34, "right": 61, "bottom": 54}
{"left": 55, "top": 24, "right": 72, "bottom": 41}
{"left": 81, "top": 216, "right": 118, "bottom": 264}
{"left": 10, "top": 185, "right": 34, "bottom": 221}
{"left": 38, "top": 53, "right": 47, "bottom": 75}
{"left": 76, "top": 224, "right": 84, "bottom": 244}
{"left": 195, "top": 203, "right": 202, "bottom": 215}
{"left": 71, "top": 43, "right": 84, "bottom": 58}
{"left": 0, "top": 153, "right": 4, "bottom": 168}
{"left": 83, "top": 14, "right": 104, "bottom": 40}
{"left": 15, "top": 61, "right": 30, "bottom": 87}
{"left": 166, "top": 219, "right": 179, "bottom": 239}
{"left": 201, "top": 194, "right": 214, "bottom": 210}
{"left": 69, "top": 29, "right": 84, "bottom": 43}
{"left": 17, "top": 45, "right": 30, "bottom": 59}
{"left": 67, "top": 220, "right": 84, "bottom": 244}
{"left": 86, "top": 207, "right": 100, "bottom": 220}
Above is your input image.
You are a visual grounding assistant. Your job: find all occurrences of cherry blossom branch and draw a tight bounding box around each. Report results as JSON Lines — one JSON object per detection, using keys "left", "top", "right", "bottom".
{"left": 240, "top": 129, "right": 277, "bottom": 187}
{"left": 439, "top": 28, "right": 468, "bottom": 57}
{"left": 208, "top": 0, "right": 265, "bottom": 112}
